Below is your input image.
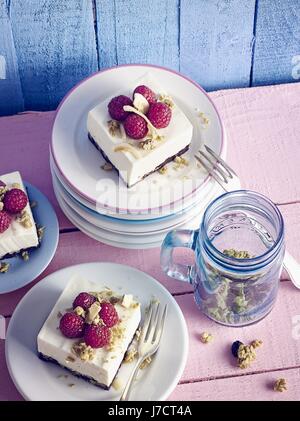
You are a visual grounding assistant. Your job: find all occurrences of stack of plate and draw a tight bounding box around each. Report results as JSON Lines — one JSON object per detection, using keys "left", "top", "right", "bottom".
{"left": 50, "top": 65, "right": 227, "bottom": 249}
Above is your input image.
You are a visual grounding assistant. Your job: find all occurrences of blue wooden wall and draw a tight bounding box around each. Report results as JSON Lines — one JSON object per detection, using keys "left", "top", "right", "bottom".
{"left": 0, "top": 0, "right": 299, "bottom": 116}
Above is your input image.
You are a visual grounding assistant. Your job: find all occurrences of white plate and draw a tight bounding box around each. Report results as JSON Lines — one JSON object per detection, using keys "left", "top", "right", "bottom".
{"left": 51, "top": 64, "right": 225, "bottom": 215}
{"left": 54, "top": 178, "right": 204, "bottom": 249}
{"left": 6, "top": 263, "right": 189, "bottom": 401}
{"left": 52, "top": 166, "right": 221, "bottom": 236}
{"left": 50, "top": 152, "right": 221, "bottom": 221}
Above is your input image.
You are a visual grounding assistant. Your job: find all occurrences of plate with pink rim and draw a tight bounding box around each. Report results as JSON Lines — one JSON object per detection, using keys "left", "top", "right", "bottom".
{"left": 52, "top": 164, "right": 221, "bottom": 236}
{"left": 51, "top": 64, "right": 225, "bottom": 216}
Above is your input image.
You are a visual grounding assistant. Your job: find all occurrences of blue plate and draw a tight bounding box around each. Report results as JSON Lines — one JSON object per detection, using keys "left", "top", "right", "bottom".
{"left": 0, "top": 182, "right": 59, "bottom": 294}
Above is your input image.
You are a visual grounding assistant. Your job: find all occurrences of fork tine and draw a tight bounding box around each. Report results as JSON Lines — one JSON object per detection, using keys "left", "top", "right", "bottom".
{"left": 194, "top": 154, "right": 229, "bottom": 190}
{"left": 153, "top": 304, "right": 167, "bottom": 344}
{"left": 199, "top": 150, "right": 231, "bottom": 182}
{"left": 145, "top": 302, "right": 160, "bottom": 342}
{"left": 138, "top": 301, "right": 154, "bottom": 344}
{"left": 205, "top": 145, "right": 238, "bottom": 177}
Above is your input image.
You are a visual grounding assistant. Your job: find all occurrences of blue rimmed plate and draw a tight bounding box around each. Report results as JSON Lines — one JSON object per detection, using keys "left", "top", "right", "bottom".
{"left": 0, "top": 182, "right": 59, "bottom": 294}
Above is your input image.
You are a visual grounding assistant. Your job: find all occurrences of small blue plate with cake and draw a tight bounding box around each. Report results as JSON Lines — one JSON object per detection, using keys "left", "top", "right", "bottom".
{"left": 0, "top": 171, "right": 59, "bottom": 294}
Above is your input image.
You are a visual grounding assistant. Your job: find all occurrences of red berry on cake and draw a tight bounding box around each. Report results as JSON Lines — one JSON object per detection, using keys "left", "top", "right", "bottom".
{"left": 3, "top": 188, "right": 28, "bottom": 214}
{"left": 147, "top": 102, "right": 172, "bottom": 129}
{"left": 59, "top": 312, "right": 85, "bottom": 338}
{"left": 0, "top": 210, "right": 12, "bottom": 233}
{"left": 99, "top": 302, "right": 119, "bottom": 327}
{"left": 124, "top": 114, "right": 148, "bottom": 139}
{"left": 84, "top": 324, "right": 111, "bottom": 348}
{"left": 133, "top": 85, "right": 156, "bottom": 104}
{"left": 73, "top": 292, "right": 96, "bottom": 310}
{"left": 108, "top": 95, "right": 133, "bottom": 121}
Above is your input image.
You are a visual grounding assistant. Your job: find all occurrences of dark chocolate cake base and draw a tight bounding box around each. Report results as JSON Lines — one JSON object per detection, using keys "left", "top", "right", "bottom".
{"left": 38, "top": 328, "right": 137, "bottom": 391}
{"left": 88, "top": 133, "right": 190, "bottom": 188}
{"left": 38, "top": 352, "right": 110, "bottom": 390}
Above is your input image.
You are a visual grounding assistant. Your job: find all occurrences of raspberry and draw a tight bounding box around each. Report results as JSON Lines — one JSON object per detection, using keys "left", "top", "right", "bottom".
{"left": 73, "top": 292, "right": 96, "bottom": 310}
{"left": 147, "top": 102, "right": 172, "bottom": 129}
{"left": 108, "top": 95, "right": 133, "bottom": 121}
{"left": 99, "top": 301, "right": 119, "bottom": 327}
{"left": 133, "top": 85, "right": 156, "bottom": 104}
{"left": 3, "top": 188, "right": 28, "bottom": 214}
{"left": 0, "top": 211, "right": 12, "bottom": 233}
{"left": 84, "top": 324, "right": 111, "bottom": 348}
{"left": 124, "top": 114, "right": 148, "bottom": 139}
{"left": 59, "top": 312, "right": 85, "bottom": 338}
{"left": 231, "top": 340, "right": 243, "bottom": 358}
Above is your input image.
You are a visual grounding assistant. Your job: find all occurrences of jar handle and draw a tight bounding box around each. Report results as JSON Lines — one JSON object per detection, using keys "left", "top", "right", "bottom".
{"left": 160, "top": 229, "right": 199, "bottom": 283}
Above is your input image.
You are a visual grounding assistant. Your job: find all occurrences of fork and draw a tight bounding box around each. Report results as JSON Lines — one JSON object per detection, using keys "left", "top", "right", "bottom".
{"left": 119, "top": 301, "right": 167, "bottom": 401}
{"left": 195, "top": 145, "right": 300, "bottom": 290}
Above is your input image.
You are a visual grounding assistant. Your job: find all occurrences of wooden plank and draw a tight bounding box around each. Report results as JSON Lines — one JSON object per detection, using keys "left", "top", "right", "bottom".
{"left": 179, "top": 0, "right": 256, "bottom": 90}
{"left": 0, "top": 111, "right": 70, "bottom": 227}
{"left": 0, "top": 83, "right": 299, "bottom": 225}
{"left": 279, "top": 204, "right": 300, "bottom": 263}
{"left": 0, "top": 317, "right": 24, "bottom": 401}
{"left": 0, "top": 230, "right": 194, "bottom": 316}
{"left": 2, "top": 279, "right": 300, "bottom": 400}
{"left": 0, "top": 0, "right": 24, "bottom": 115}
{"left": 9, "top": 0, "right": 98, "bottom": 111}
{"left": 210, "top": 83, "right": 300, "bottom": 203}
{"left": 252, "top": 0, "right": 300, "bottom": 86}
{"left": 170, "top": 367, "right": 300, "bottom": 400}
{"left": 95, "top": 0, "right": 179, "bottom": 70}
{"left": 176, "top": 282, "right": 300, "bottom": 383}
{"left": 1, "top": 202, "right": 299, "bottom": 317}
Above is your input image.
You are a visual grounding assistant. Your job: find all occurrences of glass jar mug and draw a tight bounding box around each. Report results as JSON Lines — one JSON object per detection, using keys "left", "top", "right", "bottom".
{"left": 161, "top": 190, "right": 285, "bottom": 326}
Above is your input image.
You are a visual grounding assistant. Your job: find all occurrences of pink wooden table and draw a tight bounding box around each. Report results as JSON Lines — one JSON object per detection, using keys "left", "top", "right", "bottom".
{"left": 1, "top": 83, "right": 300, "bottom": 401}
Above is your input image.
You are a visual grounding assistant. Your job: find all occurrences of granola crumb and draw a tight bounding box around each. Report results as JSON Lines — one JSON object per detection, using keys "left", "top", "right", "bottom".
{"left": 200, "top": 332, "right": 213, "bottom": 344}
{"left": 57, "top": 311, "right": 63, "bottom": 318}
{"left": 72, "top": 341, "right": 95, "bottom": 361}
{"left": 158, "top": 166, "right": 167, "bottom": 175}
{"left": 107, "top": 119, "right": 121, "bottom": 137}
{"left": 101, "top": 162, "right": 113, "bottom": 171}
{"left": 223, "top": 249, "right": 251, "bottom": 259}
{"left": 140, "top": 356, "right": 152, "bottom": 369}
{"left": 124, "top": 347, "right": 138, "bottom": 363}
{"left": 135, "top": 327, "right": 141, "bottom": 342}
{"left": 74, "top": 306, "right": 86, "bottom": 318}
{"left": 68, "top": 383, "right": 75, "bottom": 388}
{"left": 12, "top": 182, "right": 21, "bottom": 189}
{"left": 65, "top": 355, "right": 76, "bottom": 363}
{"left": 197, "top": 111, "right": 210, "bottom": 127}
{"left": 173, "top": 155, "right": 189, "bottom": 170}
{"left": 139, "top": 138, "right": 157, "bottom": 150}
{"left": 237, "top": 344, "right": 256, "bottom": 369}
{"left": 37, "top": 225, "right": 45, "bottom": 242}
{"left": 112, "top": 377, "right": 123, "bottom": 391}
{"left": 16, "top": 210, "right": 32, "bottom": 228}
{"left": 158, "top": 94, "right": 174, "bottom": 108}
{"left": 274, "top": 378, "right": 287, "bottom": 392}
{"left": 251, "top": 339, "right": 263, "bottom": 349}
{"left": 21, "top": 250, "right": 30, "bottom": 261}
{"left": 0, "top": 262, "right": 10, "bottom": 273}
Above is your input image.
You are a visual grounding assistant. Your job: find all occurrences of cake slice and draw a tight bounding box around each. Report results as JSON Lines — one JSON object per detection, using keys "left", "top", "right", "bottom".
{"left": 0, "top": 171, "right": 39, "bottom": 259}
{"left": 87, "top": 73, "right": 193, "bottom": 187}
{"left": 37, "top": 276, "right": 141, "bottom": 389}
